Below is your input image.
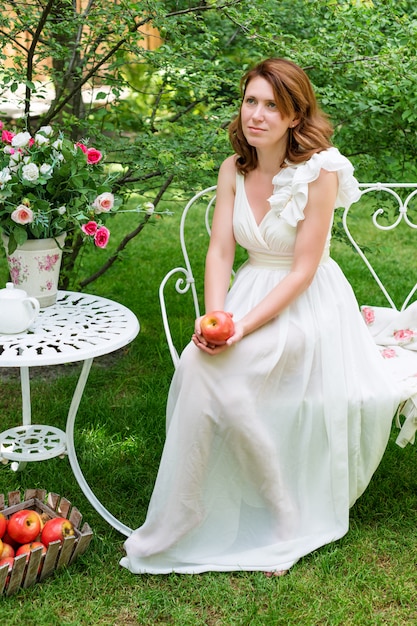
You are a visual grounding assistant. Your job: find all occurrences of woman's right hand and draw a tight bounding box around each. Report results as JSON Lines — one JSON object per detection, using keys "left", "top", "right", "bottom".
{"left": 192, "top": 316, "right": 243, "bottom": 355}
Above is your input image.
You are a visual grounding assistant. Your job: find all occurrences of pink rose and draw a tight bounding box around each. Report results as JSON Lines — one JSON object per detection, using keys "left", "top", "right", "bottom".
{"left": 393, "top": 329, "right": 415, "bottom": 343}
{"left": 362, "top": 306, "right": 375, "bottom": 325}
{"left": 81, "top": 220, "right": 98, "bottom": 236}
{"left": 92, "top": 192, "right": 114, "bottom": 214}
{"left": 94, "top": 226, "right": 110, "bottom": 248}
{"left": 86, "top": 148, "right": 102, "bottom": 164}
{"left": 381, "top": 348, "right": 397, "bottom": 359}
{"left": 76, "top": 142, "right": 88, "bottom": 154}
{"left": 11, "top": 205, "right": 34, "bottom": 225}
{"left": 2, "top": 130, "right": 15, "bottom": 144}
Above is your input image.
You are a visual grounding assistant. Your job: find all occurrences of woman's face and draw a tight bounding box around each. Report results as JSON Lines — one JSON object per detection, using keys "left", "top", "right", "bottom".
{"left": 240, "top": 76, "right": 294, "bottom": 151}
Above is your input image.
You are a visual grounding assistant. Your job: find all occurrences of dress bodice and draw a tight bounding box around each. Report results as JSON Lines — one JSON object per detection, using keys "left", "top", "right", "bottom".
{"left": 232, "top": 147, "right": 361, "bottom": 268}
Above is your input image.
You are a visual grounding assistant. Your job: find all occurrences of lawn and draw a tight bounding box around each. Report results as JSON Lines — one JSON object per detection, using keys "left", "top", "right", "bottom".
{"left": 0, "top": 190, "right": 417, "bottom": 625}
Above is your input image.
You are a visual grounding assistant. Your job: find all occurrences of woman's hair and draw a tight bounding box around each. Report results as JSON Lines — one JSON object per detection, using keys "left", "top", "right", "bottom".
{"left": 229, "top": 58, "right": 333, "bottom": 175}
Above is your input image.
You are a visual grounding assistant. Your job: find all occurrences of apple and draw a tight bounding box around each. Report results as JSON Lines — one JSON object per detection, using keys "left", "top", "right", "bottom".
{"left": 0, "top": 556, "right": 14, "bottom": 575}
{"left": 200, "top": 310, "right": 235, "bottom": 345}
{"left": 16, "top": 541, "right": 47, "bottom": 563}
{"left": 40, "top": 513, "right": 50, "bottom": 530}
{"left": 0, "top": 542, "right": 15, "bottom": 559}
{"left": 2, "top": 529, "right": 19, "bottom": 550}
{"left": 0, "top": 513, "right": 6, "bottom": 539}
{"left": 7, "top": 509, "right": 42, "bottom": 544}
{"left": 41, "top": 517, "right": 75, "bottom": 546}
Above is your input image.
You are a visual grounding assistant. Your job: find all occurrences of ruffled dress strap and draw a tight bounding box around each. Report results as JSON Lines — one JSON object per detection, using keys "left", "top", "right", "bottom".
{"left": 268, "top": 147, "right": 361, "bottom": 227}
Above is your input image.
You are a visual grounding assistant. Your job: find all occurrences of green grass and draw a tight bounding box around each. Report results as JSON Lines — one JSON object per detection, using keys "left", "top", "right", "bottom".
{"left": 1, "top": 196, "right": 417, "bottom": 625}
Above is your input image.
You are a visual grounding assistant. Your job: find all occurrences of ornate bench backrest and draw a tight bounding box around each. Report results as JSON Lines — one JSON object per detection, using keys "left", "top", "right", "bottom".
{"left": 159, "top": 183, "right": 417, "bottom": 368}
{"left": 341, "top": 183, "right": 417, "bottom": 311}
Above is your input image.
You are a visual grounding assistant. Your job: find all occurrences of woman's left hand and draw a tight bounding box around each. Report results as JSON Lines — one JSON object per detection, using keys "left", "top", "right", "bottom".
{"left": 192, "top": 321, "right": 244, "bottom": 355}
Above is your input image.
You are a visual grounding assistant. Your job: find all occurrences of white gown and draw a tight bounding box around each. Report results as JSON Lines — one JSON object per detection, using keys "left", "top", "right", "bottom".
{"left": 120, "top": 147, "right": 412, "bottom": 574}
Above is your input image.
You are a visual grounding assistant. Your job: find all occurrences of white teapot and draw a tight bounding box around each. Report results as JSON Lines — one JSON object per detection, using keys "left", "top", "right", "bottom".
{"left": 0, "top": 282, "right": 40, "bottom": 334}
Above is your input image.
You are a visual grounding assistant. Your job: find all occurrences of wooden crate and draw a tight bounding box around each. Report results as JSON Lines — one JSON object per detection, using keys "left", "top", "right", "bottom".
{"left": 0, "top": 488, "right": 93, "bottom": 596}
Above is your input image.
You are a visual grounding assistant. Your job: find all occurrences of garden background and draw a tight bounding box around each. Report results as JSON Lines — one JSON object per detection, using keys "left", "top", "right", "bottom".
{"left": 1, "top": 1, "right": 417, "bottom": 624}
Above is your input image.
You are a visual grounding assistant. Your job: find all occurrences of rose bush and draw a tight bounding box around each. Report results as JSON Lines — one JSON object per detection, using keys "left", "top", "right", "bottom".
{"left": 0, "top": 121, "right": 122, "bottom": 254}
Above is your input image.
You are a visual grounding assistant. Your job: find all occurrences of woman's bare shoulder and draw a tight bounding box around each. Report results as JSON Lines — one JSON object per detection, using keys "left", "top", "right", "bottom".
{"left": 218, "top": 155, "right": 239, "bottom": 186}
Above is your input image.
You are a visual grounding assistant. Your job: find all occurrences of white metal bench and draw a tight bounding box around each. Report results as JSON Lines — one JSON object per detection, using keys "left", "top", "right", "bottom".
{"left": 159, "top": 183, "right": 417, "bottom": 445}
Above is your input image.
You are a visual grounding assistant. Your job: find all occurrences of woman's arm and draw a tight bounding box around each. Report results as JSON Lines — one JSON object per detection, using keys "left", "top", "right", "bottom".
{"left": 192, "top": 156, "right": 236, "bottom": 348}
{"left": 203, "top": 156, "right": 237, "bottom": 312}
{"left": 196, "top": 167, "right": 338, "bottom": 354}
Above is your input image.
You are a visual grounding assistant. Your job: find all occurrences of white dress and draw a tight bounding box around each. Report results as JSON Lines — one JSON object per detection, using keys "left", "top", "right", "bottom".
{"left": 120, "top": 147, "right": 411, "bottom": 575}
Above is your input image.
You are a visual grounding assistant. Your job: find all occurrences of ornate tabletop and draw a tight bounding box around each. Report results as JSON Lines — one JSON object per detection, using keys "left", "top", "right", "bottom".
{"left": 0, "top": 290, "right": 140, "bottom": 367}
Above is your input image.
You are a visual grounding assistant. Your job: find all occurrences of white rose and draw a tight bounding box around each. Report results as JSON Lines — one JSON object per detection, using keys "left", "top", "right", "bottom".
{"left": 8, "top": 150, "right": 22, "bottom": 165}
{"left": 58, "top": 205, "right": 66, "bottom": 215}
{"left": 8, "top": 151, "right": 22, "bottom": 172}
{"left": 0, "top": 167, "right": 11, "bottom": 186}
{"left": 52, "top": 138, "right": 63, "bottom": 150}
{"left": 35, "top": 133, "right": 50, "bottom": 145}
{"left": 144, "top": 202, "right": 155, "bottom": 215}
{"left": 40, "top": 163, "right": 53, "bottom": 176}
{"left": 53, "top": 148, "right": 64, "bottom": 162}
{"left": 11, "top": 131, "right": 31, "bottom": 149}
{"left": 22, "top": 162, "right": 40, "bottom": 183}
{"left": 38, "top": 125, "right": 53, "bottom": 136}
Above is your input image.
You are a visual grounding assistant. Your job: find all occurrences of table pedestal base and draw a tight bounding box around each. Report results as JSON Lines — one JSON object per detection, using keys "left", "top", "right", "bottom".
{"left": 0, "top": 424, "right": 67, "bottom": 464}
{"left": 0, "top": 291, "right": 139, "bottom": 536}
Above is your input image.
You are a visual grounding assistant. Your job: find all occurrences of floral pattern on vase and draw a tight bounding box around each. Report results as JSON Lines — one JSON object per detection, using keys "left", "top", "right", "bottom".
{"left": 7, "top": 255, "right": 29, "bottom": 286}
{"left": 2, "top": 232, "right": 66, "bottom": 307}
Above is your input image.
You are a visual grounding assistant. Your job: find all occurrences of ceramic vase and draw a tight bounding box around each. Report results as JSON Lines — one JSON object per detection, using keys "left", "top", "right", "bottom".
{"left": 2, "top": 233, "right": 66, "bottom": 307}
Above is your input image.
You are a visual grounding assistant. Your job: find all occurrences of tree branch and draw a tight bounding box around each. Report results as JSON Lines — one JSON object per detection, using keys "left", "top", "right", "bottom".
{"left": 25, "top": 0, "right": 57, "bottom": 119}
{"left": 79, "top": 173, "right": 174, "bottom": 288}
{"left": 41, "top": 1, "right": 242, "bottom": 125}
{"left": 149, "top": 76, "right": 168, "bottom": 132}
{"left": 165, "top": 0, "right": 243, "bottom": 18}
{"left": 0, "top": 30, "right": 29, "bottom": 54}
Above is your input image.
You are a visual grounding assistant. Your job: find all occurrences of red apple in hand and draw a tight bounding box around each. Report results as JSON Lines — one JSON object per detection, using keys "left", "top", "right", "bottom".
{"left": 41, "top": 517, "right": 75, "bottom": 546}
{"left": 200, "top": 310, "right": 235, "bottom": 345}
{"left": 7, "top": 510, "right": 42, "bottom": 544}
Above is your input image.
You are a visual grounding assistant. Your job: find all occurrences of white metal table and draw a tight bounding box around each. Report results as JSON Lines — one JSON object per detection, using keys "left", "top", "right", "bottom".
{"left": 0, "top": 291, "right": 139, "bottom": 536}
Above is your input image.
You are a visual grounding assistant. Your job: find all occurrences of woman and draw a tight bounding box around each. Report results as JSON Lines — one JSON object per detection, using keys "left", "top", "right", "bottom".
{"left": 120, "top": 58, "right": 405, "bottom": 575}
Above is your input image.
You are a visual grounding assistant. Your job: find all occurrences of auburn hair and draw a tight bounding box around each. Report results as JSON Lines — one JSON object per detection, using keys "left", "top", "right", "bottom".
{"left": 228, "top": 58, "right": 333, "bottom": 175}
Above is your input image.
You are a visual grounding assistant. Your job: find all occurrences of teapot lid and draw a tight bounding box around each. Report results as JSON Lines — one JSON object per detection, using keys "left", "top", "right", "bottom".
{"left": 0, "top": 282, "right": 28, "bottom": 299}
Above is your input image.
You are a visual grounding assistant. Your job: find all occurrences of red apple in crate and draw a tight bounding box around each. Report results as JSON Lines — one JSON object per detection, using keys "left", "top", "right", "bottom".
{"left": 200, "top": 311, "right": 235, "bottom": 345}
{"left": 0, "top": 542, "right": 14, "bottom": 559}
{"left": 16, "top": 541, "right": 47, "bottom": 563}
{"left": 0, "top": 513, "right": 7, "bottom": 539}
{"left": 0, "top": 556, "right": 14, "bottom": 575}
{"left": 7, "top": 509, "right": 42, "bottom": 544}
{"left": 2, "top": 529, "right": 19, "bottom": 550}
{"left": 39, "top": 513, "right": 50, "bottom": 530}
{"left": 41, "top": 517, "right": 75, "bottom": 546}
